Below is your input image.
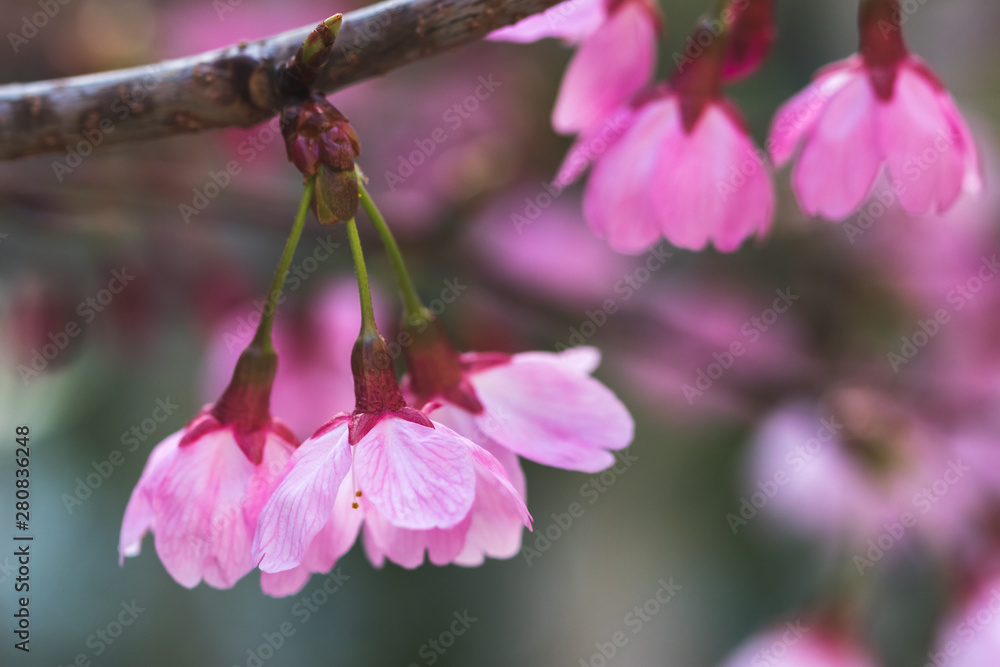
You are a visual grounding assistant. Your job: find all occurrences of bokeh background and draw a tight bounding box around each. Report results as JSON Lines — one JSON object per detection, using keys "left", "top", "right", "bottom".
{"left": 2, "top": 0, "right": 1000, "bottom": 665}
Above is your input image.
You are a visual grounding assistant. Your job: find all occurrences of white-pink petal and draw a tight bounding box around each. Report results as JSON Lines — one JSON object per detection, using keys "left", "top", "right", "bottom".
{"left": 118, "top": 430, "right": 182, "bottom": 562}
{"left": 470, "top": 353, "right": 634, "bottom": 472}
{"left": 151, "top": 430, "right": 257, "bottom": 589}
{"left": 253, "top": 424, "right": 352, "bottom": 573}
{"left": 354, "top": 419, "right": 476, "bottom": 530}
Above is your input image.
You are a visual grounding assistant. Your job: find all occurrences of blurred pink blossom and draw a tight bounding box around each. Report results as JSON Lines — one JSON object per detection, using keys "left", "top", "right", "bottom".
{"left": 743, "top": 391, "right": 981, "bottom": 557}
{"left": 769, "top": 1, "right": 981, "bottom": 220}
{"left": 490, "top": 0, "right": 661, "bottom": 135}
{"left": 466, "top": 189, "right": 635, "bottom": 306}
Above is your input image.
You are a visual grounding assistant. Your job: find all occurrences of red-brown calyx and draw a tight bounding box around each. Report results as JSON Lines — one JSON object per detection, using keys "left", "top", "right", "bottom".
{"left": 859, "top": 0, "right": 909, "bottom": 100}
{"left": 670, "top": 19, "right": 729, "bottom": 133}
{"left": 348, "top": 329, "right": 432, "bottom": 446}
{"left": 403, "top": 316, "right": 485, "bottom": 414}
{"left": 179, "top": 343, "right": 295, "bottom": 465}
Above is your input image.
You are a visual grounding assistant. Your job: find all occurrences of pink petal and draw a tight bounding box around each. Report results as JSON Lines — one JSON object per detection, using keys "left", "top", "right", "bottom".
{"left": 470, "top": 352, "right": 634, "bottom": 472}
{"left": 354, "top": 419, "right": 476, "bottom": 530}
{"left": 713, "top": 128, "right": 775, "bottom": 252}
{"left": 937, "top": 92, "right": 984, "bottom": 197}
{"left": 648, "top": 103, "right": 771, "bottom": 251}
{"left": 252, "top": 424, "right": 352, "bottom": 573}
{"left": 879, "top": 68, "right": 964, "bottom": 215}
{"left": 119, "top": 431, "right": 182, "bottom": 563}
{"left": 487, "top": 0, "right": 605, "bottom": 44}
{"left": 555, "top": 106, "right": 635, "bottom": 188}
{"left": 583, "top": 100, "right": 672, "bottom": 254}
{"left": 260, "top": 566, "right": 312, "bottom": 598}
{"left": 511, "top": 346, "right": 602, "bottom": 376}
{"left": 151, "top": 430, "right": 256, "bottom": 589}
{"left": 300, "top": 477, "right": 365, "bottom": 573}
{"left": 551, "top": 3, "right": 656, "bottom": 134}
{"left": 793, "top": 74, "right": 882, "bottom": 220}
{"left": 768, "top": 59, "right": 858, "bottom": 166}
{"left": 363, "top": 505, "right": 472, "bottom": 569}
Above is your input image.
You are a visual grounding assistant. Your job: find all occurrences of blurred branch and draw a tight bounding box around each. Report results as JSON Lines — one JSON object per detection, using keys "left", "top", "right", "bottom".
{"left": 0, "top": 0, "right": 561, "bottom": 162}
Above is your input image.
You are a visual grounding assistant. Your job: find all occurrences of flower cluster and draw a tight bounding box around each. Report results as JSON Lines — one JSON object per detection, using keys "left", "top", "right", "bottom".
{"left": 496, "top": 0, "right": 981, "bottom": 254}
{"left": 118, "top": 18, "right": 634, "bottom": 593}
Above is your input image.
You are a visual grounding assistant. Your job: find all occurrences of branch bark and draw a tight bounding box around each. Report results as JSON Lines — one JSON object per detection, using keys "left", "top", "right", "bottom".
{"left": 0, "top": 0, "right": 562, "bottom": 162}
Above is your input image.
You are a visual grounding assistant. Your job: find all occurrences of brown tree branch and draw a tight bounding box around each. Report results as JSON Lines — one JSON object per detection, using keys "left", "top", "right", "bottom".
{"left": 0, "top": 0, "right": 562, "bottom": 162}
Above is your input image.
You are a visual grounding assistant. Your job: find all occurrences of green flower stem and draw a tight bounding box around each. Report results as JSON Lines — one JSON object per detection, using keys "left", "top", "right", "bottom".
{"left": 252, "top": 176, "right": 316, "bottom": 351}
{"left": 357, "top": 177, "right": 427, "bottom": 319}
{"left": 344, "top": 217, "right": 379, "bottom": 335}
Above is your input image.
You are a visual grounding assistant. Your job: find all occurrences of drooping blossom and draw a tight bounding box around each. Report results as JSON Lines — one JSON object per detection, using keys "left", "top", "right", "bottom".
{"left": 252, "top": 330, "right": 532, "bottom": 578}
{"left": 489, "top": 0, "right": 662, "bottom": 135}
{"left": 769, "top": 0, "right": 981, "bottom": 220}
{"left": 719, "top": 621, "right": 880, "bottom": 667}
{"left": 558, "top": 19, "right": 775, "bottom": 254}
{"left": 120, "top": 345, "right": 310, "bottom": 596}
{"left": 741, "top": 391, "right": 980, "bottom": 559}
{"left": 403, "top": 317, "right": 633, "bottom": 473}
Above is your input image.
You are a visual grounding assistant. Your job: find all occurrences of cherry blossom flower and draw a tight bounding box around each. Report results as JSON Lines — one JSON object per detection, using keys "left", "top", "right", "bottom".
{"left": 558, "top": 19, "right": 775, "bottom": 254}
{"left": 120, "top": 347, "right": 309, "bottom": 596}
{"left": 490, "top": 0, "right": 662, "bottom": 135}
{"left": 403, "top": 319, "right": 633, "bottom": 473}
{"left": 252, "top": 331, "right": 531, "bottom": 577}
{"left": 769, "top": 0, "right": 981, "bottom": 220}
